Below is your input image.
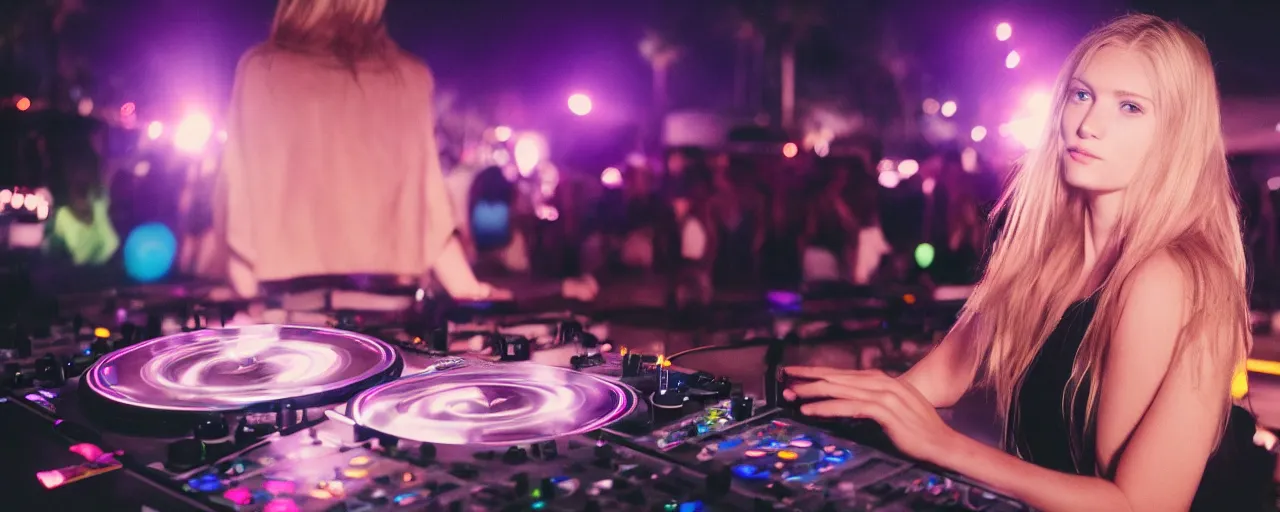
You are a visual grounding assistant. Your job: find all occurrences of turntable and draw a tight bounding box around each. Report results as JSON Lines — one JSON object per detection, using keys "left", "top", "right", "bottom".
{"left": 346, "top": 363, "right": 636, "bottom": 446}
{"left": 3, "top": 312, "right": 1029, "bottom": 511}
{"left": 82, "top": 325, "right": 402, "bottom": 434}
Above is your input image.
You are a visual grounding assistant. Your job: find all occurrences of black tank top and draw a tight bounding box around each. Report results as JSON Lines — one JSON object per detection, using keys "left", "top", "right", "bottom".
{"left": 1009, "top": 296, "right": 1275, "bottom": 511}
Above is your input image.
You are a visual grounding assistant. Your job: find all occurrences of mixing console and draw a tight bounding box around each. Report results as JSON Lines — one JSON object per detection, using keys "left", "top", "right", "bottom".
{"left": 1, "top": 299, "right": 1029, "bottom": 511}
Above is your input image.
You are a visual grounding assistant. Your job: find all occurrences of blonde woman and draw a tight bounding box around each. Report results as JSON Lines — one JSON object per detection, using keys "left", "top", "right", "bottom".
{"left": 784, "top": 14, "right": 1273, "bottom": 510}
{"left": 217, "top": 0, "right": 506, "bottom": 300}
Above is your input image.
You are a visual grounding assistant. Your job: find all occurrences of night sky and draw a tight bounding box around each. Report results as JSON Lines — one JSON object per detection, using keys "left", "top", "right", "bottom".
{"left": 31, "top": 0, "right": 1280, "bottom": 122}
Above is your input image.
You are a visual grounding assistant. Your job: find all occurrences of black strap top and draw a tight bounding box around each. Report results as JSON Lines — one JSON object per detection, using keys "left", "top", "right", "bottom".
{"left": 1008, "top": 296, "right": 1275, "bottom": 510}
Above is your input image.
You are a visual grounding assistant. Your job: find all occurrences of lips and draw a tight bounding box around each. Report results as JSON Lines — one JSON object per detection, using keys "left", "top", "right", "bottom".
{"left": 1067, "top": 147, "right": 1100, "bottom": 162}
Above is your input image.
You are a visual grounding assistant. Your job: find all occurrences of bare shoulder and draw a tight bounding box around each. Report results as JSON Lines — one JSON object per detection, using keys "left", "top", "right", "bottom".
{"left": 236, "top": 44, "right": 276, "bottom": 73}
{"left": 390, "top": 50, "right": 436, "bottom": 89}
{"left": 1119, "top": 250, "right": 1190, "bottom": 321}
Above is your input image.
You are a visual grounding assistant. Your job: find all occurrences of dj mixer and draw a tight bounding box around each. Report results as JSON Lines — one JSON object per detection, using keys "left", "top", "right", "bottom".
{"left": 0, "top": 301, "right": 1028, "bottom": 512}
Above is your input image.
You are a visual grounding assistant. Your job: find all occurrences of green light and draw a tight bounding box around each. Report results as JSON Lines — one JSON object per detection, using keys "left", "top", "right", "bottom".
{"left": 531, "top": 488, "right": 541, "bottom": 499}
{"left": 914, "top": 243, "right": 936, "bottom": 269}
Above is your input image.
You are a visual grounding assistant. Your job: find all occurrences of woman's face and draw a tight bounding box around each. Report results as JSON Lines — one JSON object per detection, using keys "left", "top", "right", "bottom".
{"left": 1060, "top": 45, "right": 1159, "bottom": 195}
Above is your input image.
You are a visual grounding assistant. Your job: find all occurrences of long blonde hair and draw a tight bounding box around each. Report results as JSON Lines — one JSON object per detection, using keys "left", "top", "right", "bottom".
{"left": 960, "top": 13, "right": 1250, "bottom": 470}
{"left": 269, "top": 0, "right": 392, "bottom": 70}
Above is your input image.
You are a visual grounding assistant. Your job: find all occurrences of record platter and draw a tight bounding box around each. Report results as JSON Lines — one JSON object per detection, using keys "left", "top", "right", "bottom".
{"left": 2, "top": 306, "right": 1029, "bottom": 511}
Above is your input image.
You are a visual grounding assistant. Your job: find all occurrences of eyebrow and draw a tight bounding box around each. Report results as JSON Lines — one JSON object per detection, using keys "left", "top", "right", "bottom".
{"left": 1071, "top": 77, "right": 1155, "bottom": 105}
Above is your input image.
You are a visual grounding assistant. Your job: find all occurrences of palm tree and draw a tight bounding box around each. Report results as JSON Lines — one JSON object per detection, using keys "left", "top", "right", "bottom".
{"left": 0, "top": 0, "right": 85, "bottom": 99}
{"left": 638, "top": 30, "right": 680, "bottom": 114}
{"left": 723, "top": 0, "right": 824, "bottom": 130}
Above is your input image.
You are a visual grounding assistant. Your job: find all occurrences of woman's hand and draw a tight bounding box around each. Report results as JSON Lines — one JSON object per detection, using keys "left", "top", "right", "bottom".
{"left": 561, "top": 275, "right": 600, "bottom": 301}
{"left": 783, "top": 366, "right": 960, "bottom": 464}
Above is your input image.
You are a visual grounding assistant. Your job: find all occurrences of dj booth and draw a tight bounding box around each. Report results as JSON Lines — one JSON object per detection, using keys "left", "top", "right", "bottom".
{"left": 0, "top": 281, "right": 1023, "bottom": 511}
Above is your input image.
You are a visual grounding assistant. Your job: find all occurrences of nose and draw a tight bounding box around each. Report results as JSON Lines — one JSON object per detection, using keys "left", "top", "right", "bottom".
{"left": 1076, "top": 103, "right": 1105, "bottom": 140}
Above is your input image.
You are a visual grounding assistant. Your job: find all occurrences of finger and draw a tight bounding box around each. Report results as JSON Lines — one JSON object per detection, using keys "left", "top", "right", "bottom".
{"left": 783, "top": 366, "right": 858, "bottom": 379}
{"left": 825, "top": 372, "right": 925, "bottom": 412}
{"left": 782, "top": 366, "right": 826, "bottom": 378}
{"left": 788, "top": 380, "right": 872, "bottom": 400}
{"left": 800, "top": 398, "right": 899, "bottom": 429}
{"left": 808, "top": 373, "right": 931, "bottom": 417}
{"left": 825, "top": 371, "right": 908, "bottom": 394}
{"left": 789, "top": 383, "right": 911, "bottom": 419}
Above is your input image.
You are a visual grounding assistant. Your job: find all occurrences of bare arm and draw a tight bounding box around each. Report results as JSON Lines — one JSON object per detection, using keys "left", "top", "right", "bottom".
{"left": 934, "top": 253, "right": 1232, "bottom": 511}
{"left": 432, "top": 236, "right": 490, "bottom": 299}
{"left": 899, "top": 318, "right": 980, "bottom": 408}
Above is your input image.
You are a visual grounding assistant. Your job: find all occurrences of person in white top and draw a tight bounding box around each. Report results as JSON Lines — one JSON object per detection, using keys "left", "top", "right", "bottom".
{"left": 215, "top": 0, "right": 505, "bottom": 301}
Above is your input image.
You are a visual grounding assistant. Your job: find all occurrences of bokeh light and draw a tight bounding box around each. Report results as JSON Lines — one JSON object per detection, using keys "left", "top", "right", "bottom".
{"left": 147, "top": 121, "right": 164, "bottom": 140}
{"left": 1005, "top": 50, "right": 1022, "bottom": 69}
{"left": 16, "top": 97, "right": 31, "bottom": 111}
{"left": 961, "top": 147, "right": 980, "bottom": 173}
{"left": 782, "top": 142, "right": 799, "bottom": 158}
{"left": 897, "top": 159, "right": 920, "bottom": 178}
{"left": 940, "top": 101, "right": 957, "bottom": 118}
{"left": 922, "top": 98, "right": 941, "bottom": 115}
{"left": 174, "top": 113, "right": 214, "bottom": 153}
{"left": 922, "top": 177, "right": 937, "bottom": 195}
{"left": 601, "top": 167, "right": 623, "bottom": 188}
{"left": 996, "top": 22, "right": 1013, "bottom": 42}
{"left": 915, "top": 243, "right": 936, "bottom": 269}
{"left": 123, "top": 223, "right": 177, "bottom": 283}
{"left": 494, "top": 125, "right": 512, "bottom": 142}
{"left": 567, "top": 94, "right": 593, "bottom": 116}
{"left": 878, "top": 170, "right": 901, "bottom": 189}
{"left": 513, "top": 134, "right": 543, "bottom": 177}
{"left": 1007, "top": 90, "right": 1054, "bottom": 149}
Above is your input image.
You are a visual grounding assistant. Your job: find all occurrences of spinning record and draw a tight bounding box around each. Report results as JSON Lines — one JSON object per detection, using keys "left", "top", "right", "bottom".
{"left": 347, "top": 363, "right": 637, "bottom": 445}
{"left": 84, "top": 325, "right": 402, "bottom": 413}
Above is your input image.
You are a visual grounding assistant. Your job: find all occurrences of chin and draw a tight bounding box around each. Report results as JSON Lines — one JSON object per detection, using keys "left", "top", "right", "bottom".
{"left": 1060, "top": 160, "right": 1114, "bottom": 194}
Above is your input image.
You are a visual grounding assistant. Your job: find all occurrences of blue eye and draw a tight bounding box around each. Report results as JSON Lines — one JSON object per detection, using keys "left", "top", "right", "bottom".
{"left": 1121, "top": 102, "right": 1143, "bottom": 114}
{"left": 1073, "top": 90, "right": 1092, "bottom": 102}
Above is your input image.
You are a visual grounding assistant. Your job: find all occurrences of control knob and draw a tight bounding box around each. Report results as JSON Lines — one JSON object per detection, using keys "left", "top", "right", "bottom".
{"left": 35, "top": 354, "right": 65, "bottom": 387}
{"left": 502, "top": 446, "right": 528, "bottom": 465}
{"left": 531, "top": 440, "right": 558, "bottom": 460}
{"left": 621, "top": 353, "right": 643, "bottom": 377}
{"left": 335, "top": 310, "right": 360, "bottom": 332}
{"left": 538, "top": 477, "right": 558, "bottom": 500}
{"left": 557, "top": 321, "right": 583, "bottom": 345}
{"left": 496, "top": 335, "right": 531, "bottom": 362}
{"left": 118, "top": 322, "right": 139, "bottom": 348}
{"left": 3, "top": 362, "right": 27, "bottom": 388}
{"left": 417, "top": 442, "right": 438, "bottom": 464}
{"left": 234, "top": 418, "right": 276, "bottom": 445}
{"left": 194, "top": 415, "right": 230, "bottom": 440}
{"left": 730, "top": 396, "right": 754, "bottom": 421}
{"left": 89, "top": 335, "right": 111, "bottom": 357}
{"left": 511, "top": 472, "right": 530, "bottom": 494}
{"left": 429, "top": 328, "right": 449, "bottom": 354}
{"left": 165, "top": 438, "right": 206, "bottom": 472}
{"left": 276, "top": 401, "right": 300, "bottom": 430}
